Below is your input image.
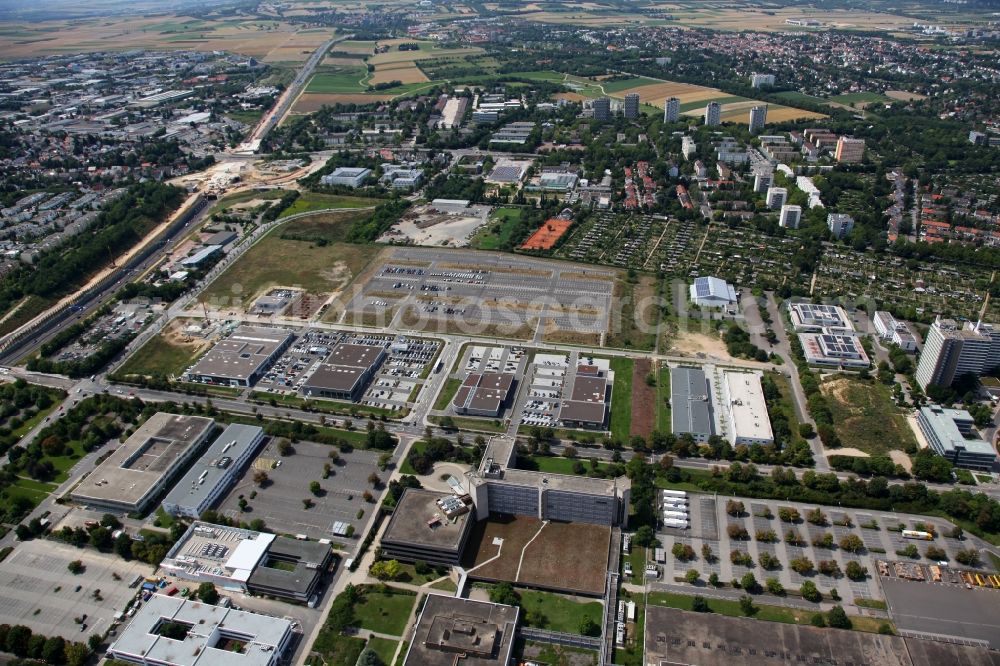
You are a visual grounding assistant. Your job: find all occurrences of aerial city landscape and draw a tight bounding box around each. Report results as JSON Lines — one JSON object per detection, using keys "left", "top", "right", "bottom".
{"left": 2, "top": 0, "right": 1000, "bottom": 664}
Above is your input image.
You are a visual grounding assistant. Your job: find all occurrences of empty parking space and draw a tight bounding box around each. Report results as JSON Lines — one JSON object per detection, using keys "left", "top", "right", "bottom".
{"left": 882, "top": 578, "right": 1000, "bottom": 648}
{"left": 0, "top": 540, "right": 155, "bottom": 640}
{"left": 217, "top": 439, "right": 383, "bottom": 542}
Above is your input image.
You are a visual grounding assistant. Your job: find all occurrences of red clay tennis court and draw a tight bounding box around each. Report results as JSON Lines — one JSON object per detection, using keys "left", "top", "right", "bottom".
{"left": 520, "top": 218, "right": 573, "bottom": 250}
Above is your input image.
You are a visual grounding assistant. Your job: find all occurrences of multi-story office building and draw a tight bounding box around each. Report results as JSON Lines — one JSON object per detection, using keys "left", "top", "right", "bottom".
{"left": 748, "top": 105, "right": 767, "bottom": 134}
{"left": 916, "top": 317, "right": 1000, "bottom": 389}
{"left": 827, "top": 213, "right": 855, "bottom": 239}
{"left": 623, "top": 92, "right": 640, "bottom": 119}
{"left": 681, "top": 135, "right": 697, "bottom": 160}
{"left": 917, "top": 406, "right": 997, "bottom": 470}
{"left": 663, "top": 97, "right": 680, "bottom": 123}
{"left": 766, "top": 186, "right": 787, "bottom": 210}
{"left": 593, "top": 97, "right": 611, "bottom": 121}
{"left": 835, "top": 137, "right": 865, "bottom": 163}
{"left": 779, "top": 204, "right": 802, "bottom": 229}
{"left": 704, "top": 101, "right": 721, "bottom": 126}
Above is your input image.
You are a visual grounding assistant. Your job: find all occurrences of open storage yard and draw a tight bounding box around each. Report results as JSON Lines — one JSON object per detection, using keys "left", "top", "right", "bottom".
{"left": 0, "top": 540, "right": 155, "bottom": 641}
{"left": 463, "top": 515, "right": 611, "bottom": 596}
{"left": 339, "top": 247, "right": 615, "bottom": 342}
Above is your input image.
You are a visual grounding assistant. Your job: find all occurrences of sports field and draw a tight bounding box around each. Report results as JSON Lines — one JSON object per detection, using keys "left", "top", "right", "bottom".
{"left": 520, "top": 218, "right": 573, "bottom": 250}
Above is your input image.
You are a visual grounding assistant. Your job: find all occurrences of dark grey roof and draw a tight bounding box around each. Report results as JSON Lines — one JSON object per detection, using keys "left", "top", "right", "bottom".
{"left": 671, "top": 367, "right": 714, "bottom": 437}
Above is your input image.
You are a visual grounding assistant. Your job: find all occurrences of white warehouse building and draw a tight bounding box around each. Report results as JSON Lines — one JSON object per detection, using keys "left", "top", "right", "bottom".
{"left": 161, "top": 424, "right": 265, "bottom": 518}
{"left": 721, "top": 370, "right": 774, "bottom": 446}
{"left": 690, "top": 276, "right": 737, "bottom": 308}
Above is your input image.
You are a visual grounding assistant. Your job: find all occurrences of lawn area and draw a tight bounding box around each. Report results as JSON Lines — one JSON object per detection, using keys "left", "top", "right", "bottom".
{"left": 429, "top": 415, "right": 507, "bottom": 433}
{"left": 471, "top": 207, "right": 524, "bottom": 251}
{"left": 306, "top": 67, "right": 368, "bottom": 93}
{"left": 392, "top": 641, "right": 409, "bottom": 666}
{"left": 656, "top": 366, "right": 671, "bottom": 432}
{"left": 518, "top": 455, "right": 620, "bottom": 477}
{"left": 504, "top": 70, "right": 565, "bottom": 82}
{"left": 646, "top": 591, "right": 892, "bottom": 633}
{"left": 309, "top": 633, "right": 365, "bottom": 666}
{"left": 609, "top": 357, "right": 634, "bottom": 441}
{"left": 353, "top": 587, "right": 417, "bottom": 636}
{"left": 819, "top": 376, "right": 917, "bottom": 455}
{"left": 433, "top": 377, "right": 461, "bottom": 411}
{"left": 365, "top": 637, "right": 398, "bottom": 664}
{"left": 199, "top": 225, "right": 382, "bottom": 307}
{"left": 279, "top": 192, "right": 380, "bottom": 219}
{"left": 628, "top": 545, "right": 648, "bottom": 578}
{"left": 117, "top": 334, "right": 203, "bottom": 379}
{"left": 830, "top": 92, "right": 891, "bottom": 106}
{"left": 772, "top": 91, "right": 828, "bottom": 105}
{"left": 226, "top": 109, "right": 264, "bottom": 125}
{"left": 518, "top": 589, "right": 603, "bottom": 635}
{"left": 602, "top": 76, "right": 661, "bottom": 93}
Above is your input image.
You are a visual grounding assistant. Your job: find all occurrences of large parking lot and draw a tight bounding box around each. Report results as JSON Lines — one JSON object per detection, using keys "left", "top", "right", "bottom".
{"left": 216, "top": 439, "right": 384, "bottom": 543}
{"left": 253, "top": 328, "right": 439, "bottom": 411}
{"left": 651, "top": 493, "right": 987, "bottom": 605}
{"left": 882, "top": 578, "right": 1000, "bottom": 648}
{"left": 0, "top": 539, "right": 155, "bottom": 640}
{"left": 343, "top": 247, "right": 615, "bottom": 340}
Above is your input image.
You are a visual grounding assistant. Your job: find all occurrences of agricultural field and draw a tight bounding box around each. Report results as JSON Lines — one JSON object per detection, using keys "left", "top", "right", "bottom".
{"left": 0, "top": 15, "right": 333, "bottom": 60}
{"left": 830, "top": 91, "right": 894, "bottom": 107}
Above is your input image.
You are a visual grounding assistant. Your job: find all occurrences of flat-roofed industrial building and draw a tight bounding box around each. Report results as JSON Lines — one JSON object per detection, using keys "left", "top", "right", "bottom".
{"left": 380, "top": 489, "right": 475, "bottom": 565}
{"left": 160, "top": 522, "right": 331, "bottom": 602}
{"left": 299, "top": 342, "right": 387, "bottom": 401}
{"left": 671, "top": 367, "right": 714, "bottom": 442}
{"left": 71, "top": 413, "right": 215, "bottom": 514}
{"left": 107, "top": 594, "right": 293, "bottom": 666}
{"left": 185, "top": 326, "right": 294, "bottom": 387}
{"left": 453, "top": 372, "right": 516, "bottom": 417}
{"left": 403, "top": 595, "right": 519, "bottom": 666}
{"left": 558, "top": 366, "right": 612, "bottom": 429}
{"left": 161, "top": 424, "right": 265, "bottom": 518}
{"left": 721, "top": 370, "right": 774, "bottom": 446}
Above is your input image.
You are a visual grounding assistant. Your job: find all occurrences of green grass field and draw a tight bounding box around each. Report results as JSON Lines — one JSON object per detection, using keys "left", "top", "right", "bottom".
{"left": 471, "top": 207, "right": 524, "bottom": 251}
{"left": 306, "top": 68, "right": 368, "bottom": 93}
{"left": 656, "top": 367, "right": 671, "bottom": 432}
{"left": 610, "top": 357, "right": 634, "bottom": 441}
{"left": 117, "top": 335, "right": 202, "bottom": 379}
{"left": 519, "top": 455, "right": 619, "bottom": 477}
{"left": 279, "top": 192, "right": 379, "bottom": 218}
{"left": 365, "top": 637, "right": 399, "bottom": 664}
{"left": 504, "top": 70, "right": 565, "bottom": 82}
{"left": 830, "top": 92, "right": 891, "bottom": 106}
{"left": 310, "top": 633, "right": 365, "bottom": 666}
{"left": 602, "top": 76, "right": 661, "bottom": 93}
{"left": 772, "top": 91, "right": 828, "bottom": 105}
{"left": 678, "top": 95, "right": 751, "bottom": 113}
{"left": 518, "top": 590, "right": 603, "bottom": 634}
{"left": 353, "top": 588, "right": 416, "bottom": 636}
{"left": 433, "top": 378, "right": 462, "bottom": 411}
